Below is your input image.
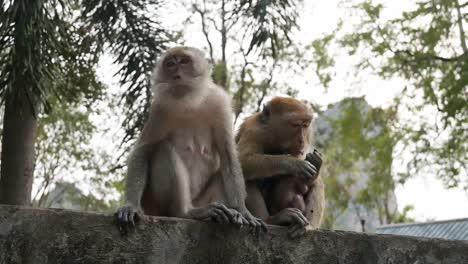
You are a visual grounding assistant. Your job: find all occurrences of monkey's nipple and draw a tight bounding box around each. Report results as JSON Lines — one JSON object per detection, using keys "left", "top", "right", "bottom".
{"left": 173, "top": 75, "right": 181, "bottom": 80}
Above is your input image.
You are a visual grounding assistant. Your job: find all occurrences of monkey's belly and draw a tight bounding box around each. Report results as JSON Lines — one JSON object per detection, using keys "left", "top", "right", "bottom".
{"left": 171, "top": 126, "right": 221, "bottom": 198}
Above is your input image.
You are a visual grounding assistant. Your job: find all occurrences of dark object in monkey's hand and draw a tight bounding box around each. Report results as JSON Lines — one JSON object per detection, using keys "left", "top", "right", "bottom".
{"left": 306, "top": 148, "right": 322, "bottom": 176}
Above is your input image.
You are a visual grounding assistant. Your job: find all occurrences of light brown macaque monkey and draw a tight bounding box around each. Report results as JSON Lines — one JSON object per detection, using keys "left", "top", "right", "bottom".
{"left": 236, "top": 97, "right": 325, "bottom": 237}
{"left": 115, "top": 46, "right": 264, "bottom": 233}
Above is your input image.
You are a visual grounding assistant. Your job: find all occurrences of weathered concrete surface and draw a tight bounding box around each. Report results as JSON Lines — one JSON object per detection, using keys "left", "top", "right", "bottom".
{"left": 0, "top": 205, "right": 467, "bottom": 264}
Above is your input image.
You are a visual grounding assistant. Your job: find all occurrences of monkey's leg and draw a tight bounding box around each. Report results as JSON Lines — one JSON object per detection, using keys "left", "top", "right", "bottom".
{"left": 192, "top": 175, "right": 246, "bottom": 225}
{"left": 283, "top": 179, "right": 325, "bottom": 238}
{"left": 150, "top": 142, "right": 239, "bottom": 224}
{"left": 116, "top": 144, "right": 154, "bottom": 234}
{"left": 147, "top": 141, "right": 192, "bottom": 217}
{"left": 304, "top": 176, "right": 325, "bottom": 228}
{"left": 245, "top": 181, "right": 270, "bottom": 220}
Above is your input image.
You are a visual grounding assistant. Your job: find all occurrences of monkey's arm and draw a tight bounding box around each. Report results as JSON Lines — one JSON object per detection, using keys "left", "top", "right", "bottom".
{"left": 123, "top": 144, "right": 153, "bottom": 209}
{"left": 123, "top": 104, "right": 171, "bottom": 207}
{"left": 245, "top": 181, "right": 270, "bottom": 219}
{"left": 304, "top": 176, "right": 325, "bottom": 228}
{"left": 117, "top": 105, "right": 171, "bottom": 232}
{"left": 239, "top": 151, "right": 317, "bottom": 181}
{"left": 213, "top": 106, "right": 247, "bottom": 210}
{"left": 236, "top": 131, "right": 317, "bottom": 181}
{"left": 212, "top": 96, "right": 265, "bottom": 228}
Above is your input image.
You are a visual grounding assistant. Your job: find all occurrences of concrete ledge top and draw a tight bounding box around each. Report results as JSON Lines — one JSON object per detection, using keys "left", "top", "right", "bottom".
{"left": 0, "top": 204, "right": 467, "bottom": 264}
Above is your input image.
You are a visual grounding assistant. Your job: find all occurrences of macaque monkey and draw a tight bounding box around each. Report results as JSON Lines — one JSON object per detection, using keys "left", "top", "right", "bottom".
{"left": 115, "top": 46, "right": 264, "bottom": 233}
{"left": 236, "top": 97, "right": 325, "bottom": 237}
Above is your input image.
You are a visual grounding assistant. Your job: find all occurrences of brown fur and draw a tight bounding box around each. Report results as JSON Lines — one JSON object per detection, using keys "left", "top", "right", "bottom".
{"left": 236, "top": 97, "right": 325, "bottom": 229}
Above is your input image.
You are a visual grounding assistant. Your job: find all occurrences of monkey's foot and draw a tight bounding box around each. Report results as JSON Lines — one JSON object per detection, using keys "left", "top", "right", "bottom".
{"left": 188, "top": 202, "right": 244, "bottom": 225}
{"left": 115, "top": 205, "right": 142, "bottom": 235}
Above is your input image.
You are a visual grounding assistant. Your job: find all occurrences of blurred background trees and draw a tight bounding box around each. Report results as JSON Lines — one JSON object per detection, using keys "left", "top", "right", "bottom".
{"left": 0, "top": 0, "right": 466, "bottom": 231}
{"left": 313, "top": 0, "right": 467, "bottom": 191}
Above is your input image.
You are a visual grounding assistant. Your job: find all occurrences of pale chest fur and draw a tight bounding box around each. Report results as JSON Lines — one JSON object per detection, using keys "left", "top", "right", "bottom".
{"left": 163, "top": 88, "right": 225, "bottom": 197}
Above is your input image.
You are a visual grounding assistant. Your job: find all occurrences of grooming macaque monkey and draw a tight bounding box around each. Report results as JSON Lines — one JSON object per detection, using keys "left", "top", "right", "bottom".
{"left": 236, "top": 97, "right": 325, "bottom": 237}
{"left": 115, "top": 46, "right": 264, "bottom": 233}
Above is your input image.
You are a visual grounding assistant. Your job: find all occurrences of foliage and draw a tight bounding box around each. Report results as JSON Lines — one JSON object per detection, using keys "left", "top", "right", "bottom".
{"left": 81, "top": 0, "right": 172, "bottom": 146}
{"left": 312, "top": 0, "right": 468, "bottom": 190}
{"left": 315, "top": 98, "right": 409, "bottom": 230}
{"left": 235, "top": 0, "right": 302, "bottom": 58}
{"left": 0, "top": 0, "right": 168, "bottom": 206}
{"left": 188, "top": 0, "right": 305, "bottom": 121}
{"left": 31, "top": 92, "right": 121, "bottom": 212}
{"left": 0, "top": 0, "right": 92, "bottom": 113}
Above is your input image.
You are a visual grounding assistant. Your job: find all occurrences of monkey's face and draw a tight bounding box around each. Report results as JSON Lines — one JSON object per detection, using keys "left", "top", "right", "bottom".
{"left": 270, "top": 113, "right": 312, "bottom": 156}
{"left": 156, "top": 47, "right": 210, "bottom": 91}
{"left": 261, "top": 97, "right": 313, "bottom": 156}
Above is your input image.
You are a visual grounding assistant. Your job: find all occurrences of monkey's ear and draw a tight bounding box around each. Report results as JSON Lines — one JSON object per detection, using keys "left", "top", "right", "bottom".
{"left": 260, "top": 104, "right": 270, "bottom": 123}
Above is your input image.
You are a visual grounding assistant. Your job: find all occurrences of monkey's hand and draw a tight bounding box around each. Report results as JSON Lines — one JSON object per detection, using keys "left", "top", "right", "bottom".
{"left": 305, "top": 149, "right": 323, "bottom": 174}
{"left": 289, "top": 158, "right": 318, "bottom": 181}
{"left": 115, "top": 204, "right": 142, "bottom": 235}
{"left": 240, "top": 207, "right": 267, "bottom": 231}
{"left": 269, "top": 208, "right": 309, "bottom": 238}
{"left": 189, "top": 202, "right": 244, "bottom": 225}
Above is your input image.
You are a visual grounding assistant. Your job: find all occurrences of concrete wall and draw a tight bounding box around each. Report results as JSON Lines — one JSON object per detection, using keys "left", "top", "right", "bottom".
{"left": 0, "top": 205, "right": 467, "bottom": 264}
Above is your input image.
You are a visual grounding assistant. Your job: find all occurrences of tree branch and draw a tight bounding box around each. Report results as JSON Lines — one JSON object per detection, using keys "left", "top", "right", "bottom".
{"left": 455, "top": 0, "right": 468, "bottom": 52}
{"left": 207, "top": 17, "right": 220, "bottom": 32}
{"left": 256, "top": 60, "right": 278, "bottom": 112}
{"left": 458, "top": 1, "right": 468, "bottom": 8}
{"left": 192, "top": 1, "right": 214, "bottom": 63}
{"left": 394, "top": 49, "right": 468, "bottom": 62}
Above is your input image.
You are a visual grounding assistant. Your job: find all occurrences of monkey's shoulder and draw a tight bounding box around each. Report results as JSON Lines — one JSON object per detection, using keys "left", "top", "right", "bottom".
{"left": 237, "top": 114, "right": 264, "bottom": 137}
{"left": 206, "top": 84, "right": 231, "bottom": 103}
{"left": 199, "top": 85, "right": 233, "bottom": 113}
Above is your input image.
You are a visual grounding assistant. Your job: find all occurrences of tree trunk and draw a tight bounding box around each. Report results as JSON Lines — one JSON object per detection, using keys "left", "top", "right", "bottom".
{"left": 0, "top": 92, "right": 38, "bottom": 205}
{"left": 220, "top": 0, "right": 228, "bottom": 88}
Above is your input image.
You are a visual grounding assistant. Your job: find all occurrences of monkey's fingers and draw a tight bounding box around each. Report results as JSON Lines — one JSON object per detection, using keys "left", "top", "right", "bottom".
{"left": 296, "top": 212, "right": 309, "bottom": 227}
{"left": 289, "top": 209, "right": 309, "bottom": 226}
{"left": 115, "top": 211, "right": 125, "bottom": 234}
{"left": 245, "top": 214, "right": 267, "bottom": 231}
{"left": 128, "top": 212, "right": 137, "bottom": 227}
{"left": 239, "top": 213, "right": 249, "bottom": 225}
{"left": 305, "top": 152, "right": 316, "bottom": 163}
{"left": 288, "top": 224, "right": 306, "bottom": 238}
{"left": 234, "top": 211, "right": 248, "bottom": 225}
{"left": 246, "top": 216, "right": 260, "bottom": 227}
{"left": 211, "top": 202, "right": 233, "bottom": 216}
{"left": 116, "top": 210, "right": 130, "bottom": 235}
{"left": 212, "top": 203, "right": 245, "bottom": 225}
{"left": 307, "top": 150, "right": 323, "bottom": 169}
{"left": 213, "top": 208, "right": 230, "bottom": 223}
{"left": 303, "top": 162, "right": 318, "bottom": 179}
{"left": 257, "top": 218, "right": 268, "bottom": 232}
{"left": 211, "top": 211, "right": 223, "bottom": 223}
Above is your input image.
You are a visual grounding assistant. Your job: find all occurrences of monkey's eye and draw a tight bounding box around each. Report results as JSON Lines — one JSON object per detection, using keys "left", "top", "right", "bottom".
{"left": 180, "top": 57, "right": 191, "bottom": 64}
{"left": 165, "top": 61, "right": 176, "bottom": 68}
